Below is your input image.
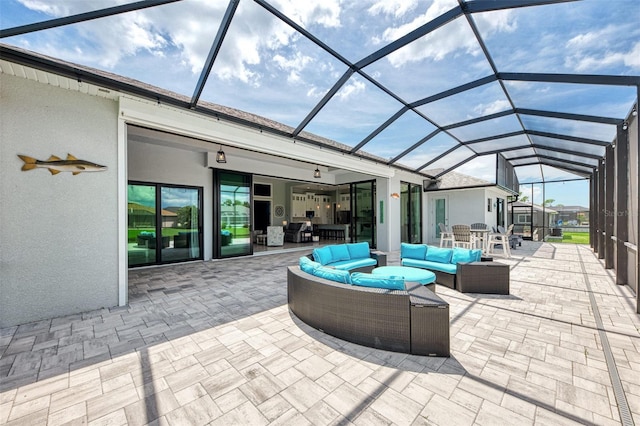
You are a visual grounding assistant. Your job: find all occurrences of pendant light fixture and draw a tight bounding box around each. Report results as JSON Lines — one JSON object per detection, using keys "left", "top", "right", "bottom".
{"left": 313, "top": 166, "right": 321, "bottom": 178}
{"left": 216, "top": 146, "right": 227, "bottom": 163}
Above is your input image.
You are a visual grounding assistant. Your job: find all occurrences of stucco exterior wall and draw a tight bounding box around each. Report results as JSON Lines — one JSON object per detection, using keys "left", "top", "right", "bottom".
{"left": 0, "top": 74, "right": 119, "bottom": 327}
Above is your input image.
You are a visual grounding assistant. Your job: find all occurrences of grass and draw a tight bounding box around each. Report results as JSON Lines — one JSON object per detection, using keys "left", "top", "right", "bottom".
{"left": 128, "top": 227, "right": 250, "bottom": 243}
{"left": 560, "top": 232, "right": 590, "bottom": 244}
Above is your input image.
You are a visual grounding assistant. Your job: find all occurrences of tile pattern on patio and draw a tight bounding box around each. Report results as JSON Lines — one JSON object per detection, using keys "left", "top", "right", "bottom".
{"left": 1, "top": 242, "right": 639, "bottom": 425}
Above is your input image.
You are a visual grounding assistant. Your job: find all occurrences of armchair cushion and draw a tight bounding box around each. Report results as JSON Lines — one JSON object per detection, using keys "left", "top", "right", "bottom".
{"left": 312, "top": 266, "right": 352, "bottom": 284}
{"left": 313, "top": 247, "right": 334, "bottom": 265}
{"left": 346, "top": 242, "right": 370, "bottom": 259}
{"left": 425, "top": 247, "right": 453, "bottom": 264}
{"left": 299, "top": 256, "right": 321, "bottom": 274}
{"left": 351, "top": 273, "right": 404, "bottom": 290}
{"left": 329, "top": 244, "right": 351, "bottom": 262}
{"left": 401, "top": 243, "right": 427, "bottom": 260}
{"left": 451, "top": 248, "right": 482, "bottom": 264}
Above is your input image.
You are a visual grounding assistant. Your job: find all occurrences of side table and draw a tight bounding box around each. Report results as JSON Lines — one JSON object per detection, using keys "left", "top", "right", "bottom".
{"left": 456, "top": 262, "right": 510, "bottom": 294}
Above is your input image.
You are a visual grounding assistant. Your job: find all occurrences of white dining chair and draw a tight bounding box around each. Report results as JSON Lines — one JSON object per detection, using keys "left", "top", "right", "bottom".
{"left": 439, "top": 223, "right": 455, "bottom": 248}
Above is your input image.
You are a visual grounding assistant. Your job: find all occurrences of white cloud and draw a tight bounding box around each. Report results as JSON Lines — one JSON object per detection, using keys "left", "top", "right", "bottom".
{"left": 567, "top": 41, "right": 640, "bottom": 72}
{"left": 454, "top": 156, "right": 496, "bottom": 182}
{"left": 565, "top": 24, "right": 640, "bottom": 72}
{"left": 15, "top": 0, "right": 343, "bottom": 85}
{"left": 367, "top": 0, "right": 420, "bottom": 19}
{"left": 474, "top": 99, "right": 511, "bottom": 116}
{"left": 337, "top": 80, "right": 366, "bottom": 100}
{"left": 380, "top": 3, "right": 516, "bottom": 67}
{"left": 273, "top": 0, "right": 341, "bottom": 28}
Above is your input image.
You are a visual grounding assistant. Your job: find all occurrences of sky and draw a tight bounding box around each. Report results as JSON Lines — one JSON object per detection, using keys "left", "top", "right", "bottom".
{"left": 3, "top": 0, "right": 639, "bottom": 208}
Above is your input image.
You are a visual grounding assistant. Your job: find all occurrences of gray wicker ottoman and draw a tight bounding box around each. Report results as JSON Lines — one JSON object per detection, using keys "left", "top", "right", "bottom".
{"left": 407, "top": 283, "right": 450, "bottom": 357}
{"left": 456, "top": 262, "right": 510, "bottom": 294}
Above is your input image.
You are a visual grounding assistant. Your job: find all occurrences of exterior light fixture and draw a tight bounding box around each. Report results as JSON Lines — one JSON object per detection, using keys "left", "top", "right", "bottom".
{"left": 390, "top": 192, "right": 400, "bottom": 199}
{"left": 216, "top": 146, "right": 227, "bottom": 163}
{"left": 632, "top": 106, "right": 637, "bottom": 117}
{"left": 622, "top": 122, "right": 628, "bottom": 131}
{"left": 313, "top": 166, "right": 321, "bottom": 178}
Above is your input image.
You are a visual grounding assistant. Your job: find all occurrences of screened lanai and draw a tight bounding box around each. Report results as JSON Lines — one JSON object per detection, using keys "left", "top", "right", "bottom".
{"left": 1, "top": 0, "right": 637, "bottom": 178}
{"left": 1, "top": 0, "right": 639, "bottom": 307}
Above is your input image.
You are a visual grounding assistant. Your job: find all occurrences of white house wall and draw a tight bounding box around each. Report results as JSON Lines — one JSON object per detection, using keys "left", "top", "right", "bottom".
{"left": 0, "top": 73, "right": 119, "bottom": 327}
{"left": 426, "top": 188, "right": 491, "bottom": 245}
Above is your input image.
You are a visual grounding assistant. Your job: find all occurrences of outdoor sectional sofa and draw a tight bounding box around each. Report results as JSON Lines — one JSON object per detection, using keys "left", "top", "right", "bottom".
{"left": 287, "top": 254, "right": 450, "bottom": 357}
{"left": 400, "top": 243, "right": 482, "bottom": 289}
{"left": 400, "top": 243, "right": 510, "bottom": 294}
{"left": 310, "top": 242, "right": 387, "bottom": 273}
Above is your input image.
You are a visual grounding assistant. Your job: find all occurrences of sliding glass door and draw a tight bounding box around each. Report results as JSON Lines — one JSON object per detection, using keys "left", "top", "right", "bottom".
{"left": 128, "top": 182, "right": 203, "bottom": 267}
{"left": 401, "top": 182, "right": 422, "bottom": 243}
{"left": 215, "top": 170, "right": 252, "bottom": 258}
{"left": 351, "top": 180, "right": 376, "bottom": 247}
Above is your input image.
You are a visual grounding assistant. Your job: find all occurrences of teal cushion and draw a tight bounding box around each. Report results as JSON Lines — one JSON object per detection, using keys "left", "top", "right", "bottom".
{"left": 299, "top": 256, "right": 320, "bottom": 274}
{"left": 313, "top": 247, "right": 333, "bottom": 265}
{"left": 425, "top": 246, "right": 453, "bottom": 264}
{"left": 451, "top": 248, "right": 482, "bottom": 264}
{"left": 329, "top": 244, "right": 351, "bottom": 262}
{"left": 346, "top": 242, "right": 370, "bottom": 259}
{"left": 401, "top": 259, "right": 457, "bottom": 274}
{"left": 312, "top": 266, "right": 352, "bottom": 284}
{"left": 401, "top": 243, "right": 427, "bottom": 260}
{"left": 351, "top": 273, "right": 404, "bottom": 290}
{"left": 330, "top": 258, "right": 377, "bottom": 271}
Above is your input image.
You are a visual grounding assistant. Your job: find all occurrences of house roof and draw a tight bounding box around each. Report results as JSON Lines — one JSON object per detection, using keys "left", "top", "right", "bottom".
{"left": 1, "top": 0, "right": 638, "bottom": 184}
{"left": 550, "top": 205, "right": 589, "bottom": 212}
{"left": 423, "top": 170, "right": 500, "bottom": 191}
{"left": 509, "top": 201, "right": 557, "bottom": 214}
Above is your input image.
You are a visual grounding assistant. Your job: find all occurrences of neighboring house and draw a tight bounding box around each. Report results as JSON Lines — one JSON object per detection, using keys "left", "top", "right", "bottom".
{"left": 550, "top": 205, "right": 589, "bottom": 226}
{"left": 508, "top": 201, "right": 558, "bottom": 240}
{"left": 423, "top": 171, "right": 516, "bottom": 245}
{"left": 128, "top": 202, "right": 178, "bottom": 228}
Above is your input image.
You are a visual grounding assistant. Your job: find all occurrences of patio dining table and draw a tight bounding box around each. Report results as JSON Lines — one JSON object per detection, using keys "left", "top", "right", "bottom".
{"left": 469, "top": 228, "right": 489, "bottom": 252}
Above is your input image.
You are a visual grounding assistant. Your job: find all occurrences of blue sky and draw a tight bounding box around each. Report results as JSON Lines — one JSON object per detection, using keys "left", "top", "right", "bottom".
{"left": 3, "top": 0, "right": 639, "bottom": 207}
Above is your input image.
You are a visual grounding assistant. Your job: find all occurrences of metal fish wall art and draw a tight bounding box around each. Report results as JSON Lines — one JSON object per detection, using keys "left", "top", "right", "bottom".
{"left": 18, "top": 154, "right": 107, "bottom": 175}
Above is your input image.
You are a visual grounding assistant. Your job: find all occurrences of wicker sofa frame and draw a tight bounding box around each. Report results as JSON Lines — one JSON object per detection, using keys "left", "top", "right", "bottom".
{"left": 287, "top": 266, "right": 450, "bottom": 356}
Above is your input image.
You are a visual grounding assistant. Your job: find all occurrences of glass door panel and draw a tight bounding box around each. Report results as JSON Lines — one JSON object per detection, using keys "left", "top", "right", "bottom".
{"left": 402, "top": 182, "right": 423, "bottom": 243}
{"left": 218, "top": 171, "right": 252, "bottom": 257}
{"left": 410, "top": 183, "right": 422, "bottom": 243}
{"left": 401, "top": 183, "right": 410, "bottom": 242}
{"left": 435, "top": 197, "right": 447, "bottom": 240}
{"left": 351, "top": 181, "right": 376, "bottom": 247}
{"left": 128, "top": 184, "right": 157, "bottom": 267}
{"left": 128, "top": 183, "right": 203, "bottom": 267}
{"left": 496, "top": 198, "right": 505, "bottom": 228}
{"left": 161, "top": 186, "right": 201, "bottom": 263}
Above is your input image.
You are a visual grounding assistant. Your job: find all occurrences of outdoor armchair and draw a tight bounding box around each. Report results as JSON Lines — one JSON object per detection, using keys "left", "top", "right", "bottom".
{"left": 451, "top": 225, "right": 473, "bottom": 249}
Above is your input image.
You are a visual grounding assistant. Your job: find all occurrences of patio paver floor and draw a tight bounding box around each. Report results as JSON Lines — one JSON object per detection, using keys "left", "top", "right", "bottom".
{"left": 1, "top": 242, "right": 639, "bottom": 425}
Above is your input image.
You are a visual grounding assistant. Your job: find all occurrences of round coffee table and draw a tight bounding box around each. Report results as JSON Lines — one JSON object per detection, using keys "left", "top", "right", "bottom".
{"left": 372, "top": 266, "right": 436, "bottom": 285}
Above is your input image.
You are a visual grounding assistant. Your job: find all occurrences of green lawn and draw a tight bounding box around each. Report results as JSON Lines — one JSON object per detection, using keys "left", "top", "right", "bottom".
{"left": 560, "top": 232, "right": 590, "bottom": 244}
{"left": 128, "top": 227, "right": 250, "bottom": 243}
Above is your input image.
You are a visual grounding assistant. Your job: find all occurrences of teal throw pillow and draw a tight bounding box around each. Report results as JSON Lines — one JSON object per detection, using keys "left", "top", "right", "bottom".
{"left": 351, "top": 273, "right": 404, "bottom": 290}
{"left": 329, "top": 244, "right": 351, "bottom": 262}
{"left": 401, "top": 243, "right": 427, "bottom": 260}
{"left": 346, "top": 242, "right": 370, "bottom": 259}
{"left": 425, "top": 246, "right": 453, "bottom": 263}
{"left": 451, "top": 248, "right": 477, "bottom": 264}
{"left": 313, "top": 247, "right": 333, "bottom": 265}
{"left": 299, "top": 256, "right": 320, "bottom": 274}
{"left": 313, "top": 266, "right": 352, "bottom": 284}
